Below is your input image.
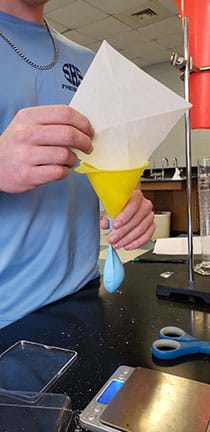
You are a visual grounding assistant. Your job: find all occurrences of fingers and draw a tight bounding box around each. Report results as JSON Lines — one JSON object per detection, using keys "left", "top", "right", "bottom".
{"left": 112, "top": 212, "right": 155, "bottom": 249}
{"left": 127, "top": 223, "right": 155, "bottom": 249}
{"left": 30, "top": 124, "right": 93, "bottom": 153}
{"left": 106, "top": 190, "right": 154, "bottom": 250}
{"left": 16, "top": 105, "right": 94, "bottom": 137}
{"left": 0, "top": 105, "right": 94, "bottom": 193}
{"left": 29, "top": 165, "right": 70, "bottom": 187}
{"left": 31, "top": 146, "right": 78, "bottom": 167}
{"left": 112, "top": 190, "right": 150, "bottom": 230}
{"left": 123, "top": 223, "right": 155, "bottom": 250}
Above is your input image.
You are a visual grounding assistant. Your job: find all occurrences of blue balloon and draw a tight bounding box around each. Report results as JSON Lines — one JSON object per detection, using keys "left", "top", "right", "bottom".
{"left": 103, "top": 219, "right": 125, "bottom": 293}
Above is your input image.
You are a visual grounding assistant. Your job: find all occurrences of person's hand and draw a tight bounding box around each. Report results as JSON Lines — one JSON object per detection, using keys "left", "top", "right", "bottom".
{"left": 100, "top": 189, "right": 155, "bottom": 249}
{"left": 0, "top": 105, "right": 94, "bottom": 193}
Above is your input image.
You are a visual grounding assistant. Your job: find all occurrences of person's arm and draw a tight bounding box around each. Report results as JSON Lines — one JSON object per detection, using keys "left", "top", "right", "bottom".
{"left": 100, "top": 186, "right": 155, "bottom": 249}
{"left": 0, "top": 105, "right": 94, "bottom": 193}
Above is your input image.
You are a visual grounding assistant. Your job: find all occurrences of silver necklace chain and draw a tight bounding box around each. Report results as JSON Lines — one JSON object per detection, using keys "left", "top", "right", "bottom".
{"left": 0, "top": 18, "right": 59, "bottom": 70}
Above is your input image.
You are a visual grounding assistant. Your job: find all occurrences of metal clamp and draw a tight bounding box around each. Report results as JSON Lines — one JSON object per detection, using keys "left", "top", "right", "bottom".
{"left": 170, "top": 52, "right": 210, "bottom": 79}
{"left": 170, "top": 52, "right": 187, "bottom": 71}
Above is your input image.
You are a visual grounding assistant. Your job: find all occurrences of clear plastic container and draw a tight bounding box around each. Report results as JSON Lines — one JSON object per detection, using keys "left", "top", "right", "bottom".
{"left": 0, "top": 340, "right": 77, "bottom": 430}
{"left": 0, "top": 391, "right": 72, "bottom": 431}
{"left": 0, "top": 340, "right": 77, "bottom": 394}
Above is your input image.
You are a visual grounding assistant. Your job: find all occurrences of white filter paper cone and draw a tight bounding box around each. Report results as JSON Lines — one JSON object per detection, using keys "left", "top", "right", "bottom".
{"left": 70, "top": 41, "right": 191, "bottom": 170}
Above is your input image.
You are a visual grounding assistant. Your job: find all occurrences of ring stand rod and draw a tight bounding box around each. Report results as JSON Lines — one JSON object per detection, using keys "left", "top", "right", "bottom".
{"left": 183, "top": 16, "right": 194, "bottom": 284}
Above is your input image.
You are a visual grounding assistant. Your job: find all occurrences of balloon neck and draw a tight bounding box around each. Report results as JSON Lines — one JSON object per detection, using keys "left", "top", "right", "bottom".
{"left": 108, "top": 218, "right": 113, "bottom": 231}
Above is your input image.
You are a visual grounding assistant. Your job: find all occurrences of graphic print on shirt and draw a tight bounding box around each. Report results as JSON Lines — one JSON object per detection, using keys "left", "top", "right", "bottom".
{"left": 62, "top": 63, "right": 83, "bottom": 91}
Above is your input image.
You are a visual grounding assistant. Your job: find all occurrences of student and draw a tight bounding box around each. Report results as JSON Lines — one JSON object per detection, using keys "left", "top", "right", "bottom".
{"left": 0, "top": 0, "right": 155, "bottom": 328}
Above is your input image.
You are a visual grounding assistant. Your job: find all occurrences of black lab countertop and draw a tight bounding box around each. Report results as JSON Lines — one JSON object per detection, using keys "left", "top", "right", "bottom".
{"left": 1, "top": 253, "right": 210, "bottom": 412}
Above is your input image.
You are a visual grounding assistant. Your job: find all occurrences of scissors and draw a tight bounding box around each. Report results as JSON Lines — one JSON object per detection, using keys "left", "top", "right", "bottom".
{"left": 152, "top": 326, "right": 210, "bottom": 360}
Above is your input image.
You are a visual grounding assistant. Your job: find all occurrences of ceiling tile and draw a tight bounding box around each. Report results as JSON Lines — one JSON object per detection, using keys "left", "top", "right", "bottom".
{"left": 107, "top": 29, "right": 147, "bottom": 51}
{"left": 44, "top": 0, "right": 183, "bottom": 67}
{"left": 82, "top": 40, "right": 102, "bottom": 53}
{"left": 117, "top": 50, "right": 135, "bottom": 61}
{"left": 45, "top": 0, "right": 74, "bottom": 14}
{"left": 114, "top": 1, "right": 175, "bottom": 31}
{"left": 172, "top": 44, "right": 184, "bottom": 55}
{"left": 46, "top": 0, "right": 107, "bottom": 28}
{"left": 142, "top": 49, "right": 172, "bottom": 64}
{"left": 78, "top": 16, "right": 131, "bottom": 39}
{"left": 137, "top": 16, "right": 182, "bottom": 40}
{"left": 84, "top": 0, "right": 147, "bottom": 14}
{"left": 157, "top": 32, "right": 183, "bottom": 49}
{"left": 124, "top": 41, "right": 165, "bottom": 58}
{"left": 62, "top": 29, "right": 96, "bottom": 46}
{"left": 158, "top": 0, "right": 178, "bottom": 14}
{"left": 133, "top": 57, "right": 151, "bottom": 68}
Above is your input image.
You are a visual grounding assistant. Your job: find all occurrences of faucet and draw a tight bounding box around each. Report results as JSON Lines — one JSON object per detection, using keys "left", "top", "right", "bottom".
{"left": 172, "top": 157, "right": 182, "bottom": 179}
{"left": 172, "top": 157, "right": 178, "bottom": 168}
{"left": 161, "top": 157, "right": 169, "bottom": 180}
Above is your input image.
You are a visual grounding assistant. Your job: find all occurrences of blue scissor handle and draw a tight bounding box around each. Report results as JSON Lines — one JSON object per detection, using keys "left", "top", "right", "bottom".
{"left": 152, "top": 326, "right": 210, "bottom": 360}
{"left": 159, "top": 326, "right": 199, "bottom": 342}
{"left": 152, "top": 339, "right": 200, "bottom": 360}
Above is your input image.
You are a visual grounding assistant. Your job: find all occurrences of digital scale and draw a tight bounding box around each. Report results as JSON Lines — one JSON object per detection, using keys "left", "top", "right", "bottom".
{"left": 80, "top": 366, "right": 210, "bottom": 432}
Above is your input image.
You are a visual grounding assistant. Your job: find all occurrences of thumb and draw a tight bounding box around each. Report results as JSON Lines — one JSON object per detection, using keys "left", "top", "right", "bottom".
{"left": 100, "top": 213, "right": 109, "bottom": 229}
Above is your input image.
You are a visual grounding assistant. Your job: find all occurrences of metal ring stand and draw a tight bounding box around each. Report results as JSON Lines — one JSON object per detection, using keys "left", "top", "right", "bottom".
{"left": 156, "top": 17, "right": 210, "bottom": 305}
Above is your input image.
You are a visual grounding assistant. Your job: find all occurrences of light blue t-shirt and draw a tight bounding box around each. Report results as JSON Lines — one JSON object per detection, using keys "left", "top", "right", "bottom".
{"left": 0, "top": 12, "right": 100, "bottom": 328}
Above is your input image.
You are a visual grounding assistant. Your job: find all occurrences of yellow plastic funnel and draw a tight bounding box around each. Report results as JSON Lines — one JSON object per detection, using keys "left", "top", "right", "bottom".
{"left": 75, "top": 161, "right": 148, "bottom": 218}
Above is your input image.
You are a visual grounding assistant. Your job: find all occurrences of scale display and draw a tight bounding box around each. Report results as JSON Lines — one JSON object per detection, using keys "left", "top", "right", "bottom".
{"left": 97, "top": 380, "right": 124, "bottom": 405}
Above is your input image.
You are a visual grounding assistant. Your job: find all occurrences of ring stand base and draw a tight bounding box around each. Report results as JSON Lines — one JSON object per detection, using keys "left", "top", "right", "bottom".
{"left": 157, "top": 270, "right": 210, "bottom": 305}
